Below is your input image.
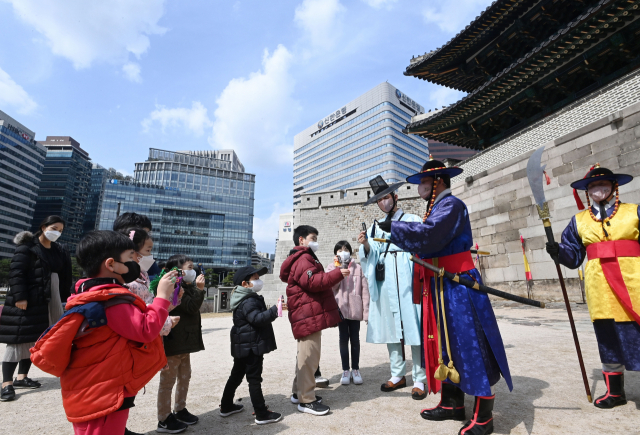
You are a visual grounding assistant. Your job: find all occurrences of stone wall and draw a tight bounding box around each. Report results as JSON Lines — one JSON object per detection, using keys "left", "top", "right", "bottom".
{"left": 261, "top": 100, "right": 640, "bottom": 306}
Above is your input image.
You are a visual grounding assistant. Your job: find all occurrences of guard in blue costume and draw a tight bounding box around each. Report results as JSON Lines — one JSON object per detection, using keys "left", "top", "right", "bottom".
{"left": 377, "top": 159, "right": 512, "bottom": 435}
{"left": 357, "top": 176, "right": 427, "bottom": 399}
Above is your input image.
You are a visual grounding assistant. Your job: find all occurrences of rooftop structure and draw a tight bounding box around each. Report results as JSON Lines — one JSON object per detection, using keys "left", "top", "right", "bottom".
{"left": 176, "top": 149, "right": 244, "bottom": 173}
{"left": 404, "top": 0, "right": 640, "bottom": 150}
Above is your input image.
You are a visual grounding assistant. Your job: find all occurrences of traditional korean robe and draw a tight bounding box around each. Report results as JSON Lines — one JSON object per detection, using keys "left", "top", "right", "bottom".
{"left": 558, "top": 202, "right": 640, "bottom": 370}
{"left": 390, "top": 192, "right": 513, "bottom": 397}
{"left": 359, "top": 209, "right": 422, "bottom": 346}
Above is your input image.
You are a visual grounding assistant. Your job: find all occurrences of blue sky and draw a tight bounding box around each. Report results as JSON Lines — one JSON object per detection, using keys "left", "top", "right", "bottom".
{"left": 0, "top": 0, "right": 491, "bottom": 252}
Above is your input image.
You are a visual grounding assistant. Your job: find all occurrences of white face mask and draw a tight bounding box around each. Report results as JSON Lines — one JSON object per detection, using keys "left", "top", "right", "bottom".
{"left": 138, "top": 255, "right": 155, "bottom": 273}
{"left": 182, "top": 269, "right": 197, "bottom": 283}
{"left": 44, "top": 230, "right": 61, "bottom": 242}
{"left": 588, "top": 185, "right": 612, "bottom": 203}
{"left": 378, "top": 196, "right": 394, "bottom": 213}
{"left": 307, "top": 241, "right": 319, "bottom": 252}
{"left": 338, "top": 251, "right": 351, "bottom": 263}
{"left": 250, "top": 279, "right": 264, "bottom": 292}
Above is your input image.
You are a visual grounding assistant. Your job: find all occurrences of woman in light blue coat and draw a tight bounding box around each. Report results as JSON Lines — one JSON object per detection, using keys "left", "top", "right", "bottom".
{"left": 357, "top": 176, "right": 427, "bottom": 400}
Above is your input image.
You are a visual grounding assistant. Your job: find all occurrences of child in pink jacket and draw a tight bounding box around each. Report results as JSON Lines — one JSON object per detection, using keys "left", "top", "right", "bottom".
{"left": 326, "top": 241, "right": 369, "bottom": 386}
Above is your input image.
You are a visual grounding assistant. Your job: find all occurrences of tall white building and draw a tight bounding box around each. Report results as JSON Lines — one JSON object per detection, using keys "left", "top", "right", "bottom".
{"left": 293, "top": 82, "right": 429, "bottom": 208}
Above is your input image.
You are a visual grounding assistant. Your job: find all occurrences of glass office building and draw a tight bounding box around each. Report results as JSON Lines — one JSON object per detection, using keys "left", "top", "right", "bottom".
{"left": 32, "top": 136, "right": 92, "bottom": 254}
{"left": 94, "top": 148, "right": 255, "bottom": 271}
{"left": 0, "top": 110, "right": 46, "bottom": 258}
{"left": 293, "top": 82, "right": 430, "bottom": 207}
{"left": 83, "top": 165, "right": 122, "bottom": 234}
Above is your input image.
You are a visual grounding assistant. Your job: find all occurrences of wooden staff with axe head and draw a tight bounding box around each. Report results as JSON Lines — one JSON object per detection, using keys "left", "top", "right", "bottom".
{"left": 526, "top": 145, "right": 592, "bottom": 403}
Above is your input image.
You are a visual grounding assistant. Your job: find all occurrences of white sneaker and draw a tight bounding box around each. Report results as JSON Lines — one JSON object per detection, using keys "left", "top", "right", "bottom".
{"left": 352, "top": 370, "right": 363, "bottom": 385}
{"left": 340, "top": 370, "right": 351, "bottom": 385}
{"left": 315, "top": 375, "right": 329, "bottom": 388}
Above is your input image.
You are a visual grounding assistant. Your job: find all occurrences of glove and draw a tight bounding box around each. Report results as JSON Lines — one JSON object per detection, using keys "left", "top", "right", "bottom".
{"left": 546, "top": 242, "right": 560, "bottom": 260}
{"left": 377, "top": 220, "right": 392, "bottom": 233}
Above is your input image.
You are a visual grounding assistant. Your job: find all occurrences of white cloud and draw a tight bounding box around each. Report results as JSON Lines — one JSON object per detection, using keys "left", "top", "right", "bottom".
{"left": 122, "top": 62, "right": 142, "bottom": 83}
{"left": 294, "top": 0, "right": 346, "bottom": 51}
{"left": 253, "top": 203, "right": 289, "bottom": 254}
{"left": 0, "top": 67, "right": 38, "bottom": 115}
{"left": 4, "top": 0, "right": 166, "bottom": 70}
{"left": 142, "top": 101, "right": 213, "bottom": 136}
{"left": 209, "top": 45, "right": 300, "bottom": 168}
{"left": 423, "top": 0, "right": 490, "bottom": 34}
{"left": 361, "top": 0, "right": 398, "bottom": 9}
{"left": 428, "top": 86, "right": 466, "bottom": 110}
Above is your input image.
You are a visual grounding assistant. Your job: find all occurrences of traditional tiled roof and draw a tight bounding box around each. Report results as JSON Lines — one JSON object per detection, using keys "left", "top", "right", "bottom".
{"left": 405, "top": 0, "right": 640, "bottom": 149}
{"left": 406, "top": 0, "right": 602, "bottom": 93}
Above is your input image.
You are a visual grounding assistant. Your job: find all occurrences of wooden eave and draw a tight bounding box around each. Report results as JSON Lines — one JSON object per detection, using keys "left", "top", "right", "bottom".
{"left": 405, "top": 0, "right": 640, "bottom": 149}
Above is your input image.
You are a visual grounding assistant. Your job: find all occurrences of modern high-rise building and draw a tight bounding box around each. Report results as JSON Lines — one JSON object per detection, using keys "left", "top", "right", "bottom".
{"left": 32, "top": 136, "right": 92, "bottom": 253}
{"left": 93, "top": 148, "right": 255, "bottom": 272}
{"left": 0, "top": 110, "right": 46, "bottom": 258}
{"left": 83, "top": 164, "right": 122, "bottom": 234}
{"left": 293, "top": 82, "right": 430, "bottom": 208}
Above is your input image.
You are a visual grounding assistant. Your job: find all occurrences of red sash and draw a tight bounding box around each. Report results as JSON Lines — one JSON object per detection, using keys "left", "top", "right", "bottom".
{"left": 586, "top": 240, "right": 640, "bottom": 325}
{"left": 412, "top": 251, "right": 476, "bottom": 394}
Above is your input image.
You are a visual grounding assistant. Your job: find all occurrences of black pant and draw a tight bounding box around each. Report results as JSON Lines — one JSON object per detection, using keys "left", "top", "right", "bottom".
{"left": 338, "top": 319, "right": 361, "bottom": 371}
{"left": 2, "top": 359, "right": 32, "bottom": 383}
{"left": 221, "top": 352, "right": 267, "bottom": 417}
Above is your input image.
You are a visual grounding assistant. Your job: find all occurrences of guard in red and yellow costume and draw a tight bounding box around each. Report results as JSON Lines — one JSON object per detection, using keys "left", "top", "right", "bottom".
{"left": 547, "top": 165, "right": 640, "bottom": 409}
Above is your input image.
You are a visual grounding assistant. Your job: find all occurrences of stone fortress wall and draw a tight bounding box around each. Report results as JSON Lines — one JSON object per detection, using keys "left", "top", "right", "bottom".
{"left": 261, "top": 74, "right": 640, "bottom": 307}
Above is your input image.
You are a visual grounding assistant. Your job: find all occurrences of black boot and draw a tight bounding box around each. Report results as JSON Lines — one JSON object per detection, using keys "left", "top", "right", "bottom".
{"left": 420, "top": 383, "right": 465, "bottom": 421}
{"left": 458, "top": 395, "right": 494, "bottom": 435}
{"left": 594, "top": 371, "right": 627, "bottom": 409}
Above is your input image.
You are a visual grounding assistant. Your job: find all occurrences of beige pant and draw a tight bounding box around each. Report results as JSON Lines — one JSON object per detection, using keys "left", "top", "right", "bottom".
{"left": 291, "top": 330, "right": 321, "bottom": 404}
{"left": 157, "top": 354, "right": 191, "bottom": 421}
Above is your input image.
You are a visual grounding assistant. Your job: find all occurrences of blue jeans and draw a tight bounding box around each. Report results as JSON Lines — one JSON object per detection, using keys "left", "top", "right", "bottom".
{"left": 338, "top": 319, "right": 360, "bottom": 371}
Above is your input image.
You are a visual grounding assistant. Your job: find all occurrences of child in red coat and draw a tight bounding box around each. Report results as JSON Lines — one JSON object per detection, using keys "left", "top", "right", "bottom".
{"left": 30, "top": 231, "right": 177, "bottom": 435}
{"left": 279, "top": 225, "right": 348, "bottom": 416}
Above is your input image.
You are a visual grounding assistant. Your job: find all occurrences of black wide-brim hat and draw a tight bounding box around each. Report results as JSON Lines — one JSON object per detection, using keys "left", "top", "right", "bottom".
{"left": 406, "top": 158, "right": 463, "bottom": 184}
{"left": 363, "top": 175, "right": 405, "bottom": 206}
{"left": 570, "top": 166, "right": 633, "bottom": 191}
{"left": 233, "top": 265, "right": 268, "bottom": 286}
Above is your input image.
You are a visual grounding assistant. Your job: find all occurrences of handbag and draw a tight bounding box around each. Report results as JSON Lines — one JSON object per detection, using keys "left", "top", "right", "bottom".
{"left": 374, "top": 213, "right": 404, "bottom": 282}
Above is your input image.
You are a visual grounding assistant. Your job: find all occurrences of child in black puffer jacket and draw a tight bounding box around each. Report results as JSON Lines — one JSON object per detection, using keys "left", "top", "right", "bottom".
{"left": 220, "top": 266, "right": 282, "bottom": 425}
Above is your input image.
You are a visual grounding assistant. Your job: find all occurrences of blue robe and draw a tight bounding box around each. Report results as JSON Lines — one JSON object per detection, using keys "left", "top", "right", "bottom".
{"left": 558, "top": 204, "right": 640, "bottom": 371}
{"left": 391, "top": 193, "right": 513, "bottom": 397}
{"left": 359, "top": 209, "right": 422, "bottom": 346}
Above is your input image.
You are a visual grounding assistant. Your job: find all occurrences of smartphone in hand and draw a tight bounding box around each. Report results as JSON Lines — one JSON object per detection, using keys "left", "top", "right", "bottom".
{"left": 362, "top": 222, "right": 368, "bottom": 239}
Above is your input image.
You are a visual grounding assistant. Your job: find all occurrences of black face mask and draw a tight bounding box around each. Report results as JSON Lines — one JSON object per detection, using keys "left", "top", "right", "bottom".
{"left": 114, "top": 261, "right": 141, "bottom": 283}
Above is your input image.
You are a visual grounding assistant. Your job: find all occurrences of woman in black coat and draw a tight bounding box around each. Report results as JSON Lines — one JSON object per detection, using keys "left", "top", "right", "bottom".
{"left": 0, "top": 216, "right": 72, "bottom": 402}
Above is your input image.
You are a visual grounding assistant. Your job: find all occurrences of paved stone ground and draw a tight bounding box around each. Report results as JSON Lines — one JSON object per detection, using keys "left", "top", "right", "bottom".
{"left": 1, "top": 304, "right": 638, "bottom": 434}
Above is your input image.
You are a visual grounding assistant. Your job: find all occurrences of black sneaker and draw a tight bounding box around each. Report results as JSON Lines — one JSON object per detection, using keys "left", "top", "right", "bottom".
{"left": 174, "top": 408, "right": 198, "bottom": 425}
{"left": 157, "top": 413, "right": 187, "bottom": 433}
{"left": 255, "top": 411, "right": 283, "bottom": 425}
{"left": 290, "top": 393, "right": 322, "bottom": 404}
{"left": 219, "top": 403, "right": 244, "bottom": 417}
{"left": 12, "top": 377, "right": 41, "bottom": 389}
{"left": 125, "top": 428, "right": 145, "bottom": 435}
{"left": 297, "top": 400, "right": 330, "bottom": 416}
{"left": 1, "top": 385, "right": 16, "bottom": 402}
